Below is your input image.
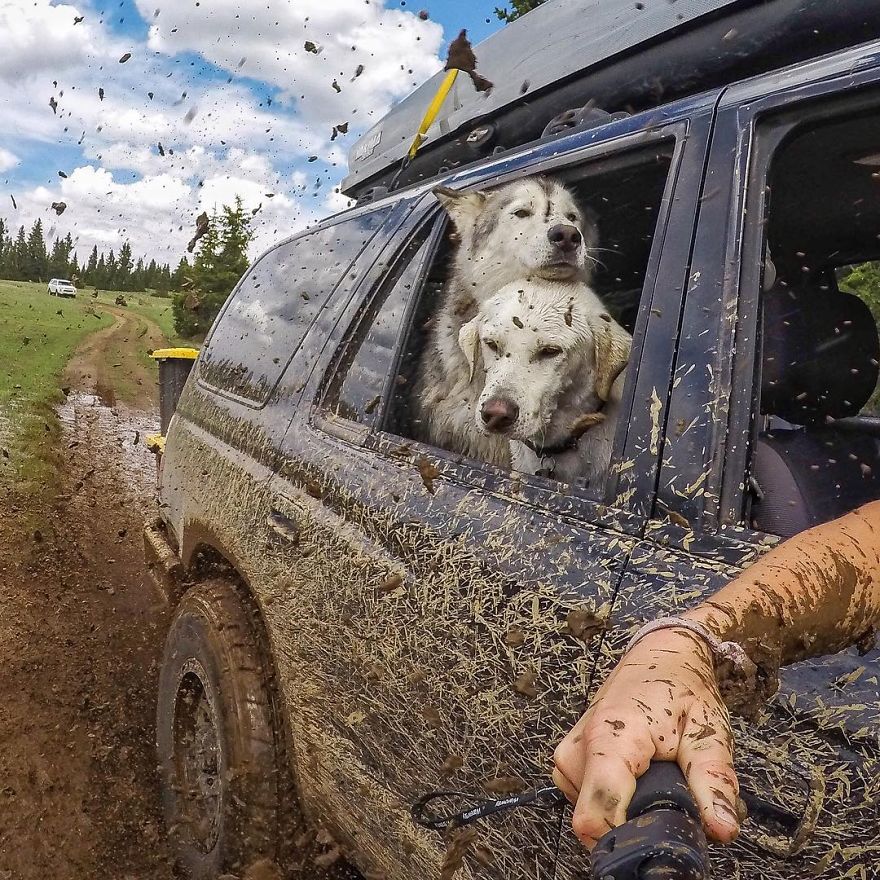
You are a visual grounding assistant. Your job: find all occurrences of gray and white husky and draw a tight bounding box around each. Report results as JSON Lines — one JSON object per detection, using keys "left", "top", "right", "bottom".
{"left": 416, "top": 176, "right": 597, "bottom": 465}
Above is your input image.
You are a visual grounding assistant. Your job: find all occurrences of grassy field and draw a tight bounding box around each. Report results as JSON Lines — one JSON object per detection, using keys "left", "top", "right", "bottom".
{"left": 0, "top": 279, "right": 196, "bottom": 490}
{"left": 88, "top": 288, "right": 199, "bottom": 383}
{"left": 0, "top": 280, "right": 115, "bottom": 486}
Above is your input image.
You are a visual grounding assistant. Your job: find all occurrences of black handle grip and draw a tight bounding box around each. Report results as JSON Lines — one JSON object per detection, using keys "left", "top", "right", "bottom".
{"left": 590, "top": 762, "right": 708, "bottom": 880}
{"left": 627, "top": 761, "right": 700, "bottom": 822}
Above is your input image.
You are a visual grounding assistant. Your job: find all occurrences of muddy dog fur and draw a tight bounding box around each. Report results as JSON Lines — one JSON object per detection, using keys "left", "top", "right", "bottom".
{"left": 415, "top": 176, "right": 597, "bottom": 466}
{"left": 458, "top": 278, "right": 631, "bottom": 487}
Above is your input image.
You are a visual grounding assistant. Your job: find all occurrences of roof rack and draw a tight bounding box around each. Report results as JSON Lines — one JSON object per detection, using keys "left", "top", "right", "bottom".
{"left": 343, "top": 0, "right": 880, "bottom": 201}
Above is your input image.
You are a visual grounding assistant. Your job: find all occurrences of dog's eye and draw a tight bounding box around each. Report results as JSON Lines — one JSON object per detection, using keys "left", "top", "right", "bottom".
{"left": 485, "top": 340, "right": 501, "bottom": 355}
{"left": 536, "top": 346, "right": 563, "bottom": 360}
{"left": 513, "top": 208, "right": 532, "bottom": 218}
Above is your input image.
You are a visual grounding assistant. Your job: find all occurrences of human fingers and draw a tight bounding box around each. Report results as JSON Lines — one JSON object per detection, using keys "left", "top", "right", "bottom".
{"left": 570, "top": 751, "right": 641, "bottom": 848}
{"left": 678, "top": 708, "right": 739, "bottom": 843}
{"left": 553, "top": 715, "right": 589, "bottom": 802}
{"left": 552, "top": 767, "right": 579, "bottom": 805}
{"left": 565, "top": 713, "right": 655, "bottom": 848}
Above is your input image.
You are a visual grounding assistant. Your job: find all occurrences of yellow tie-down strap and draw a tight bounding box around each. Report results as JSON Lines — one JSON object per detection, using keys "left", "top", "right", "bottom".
{"left": 146, "top": 434, "right": 166, "bottom": 454}
{"left": 407, "top": 68, "right": 459, "bottom": 161}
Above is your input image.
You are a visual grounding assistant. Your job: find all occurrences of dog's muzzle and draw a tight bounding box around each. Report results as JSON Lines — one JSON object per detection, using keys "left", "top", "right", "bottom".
{"left": 481, "top": 397, "right": 519, "bottom": 433}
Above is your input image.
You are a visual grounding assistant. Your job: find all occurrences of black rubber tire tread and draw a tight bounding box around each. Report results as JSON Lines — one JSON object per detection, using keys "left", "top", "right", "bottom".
{"left": 157, "top": 578, "right": 303, "bottom": 879}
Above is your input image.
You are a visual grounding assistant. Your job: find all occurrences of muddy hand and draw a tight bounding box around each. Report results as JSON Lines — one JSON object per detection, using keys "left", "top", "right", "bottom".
{"left": 553, "top": 627, "right": 740, "bottom": 849}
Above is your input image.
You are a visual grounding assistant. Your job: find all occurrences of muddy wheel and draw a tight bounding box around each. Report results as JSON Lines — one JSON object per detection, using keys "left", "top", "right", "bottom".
{"left": 157, "top": 580, "right": 296, "bottom": 879}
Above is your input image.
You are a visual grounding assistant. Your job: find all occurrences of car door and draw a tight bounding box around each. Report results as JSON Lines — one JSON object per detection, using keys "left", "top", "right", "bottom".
{"left": 161, "top": 203, "right": 408, "bottom": 564}
{"left": 605, "top": 49, "right": 880, "bottom": 880}
{"left": 263, "top": 106, "right": 715, "bottom": 880}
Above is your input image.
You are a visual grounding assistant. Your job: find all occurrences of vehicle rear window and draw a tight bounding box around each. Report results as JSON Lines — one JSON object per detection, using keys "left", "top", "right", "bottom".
{"left": 199, "top": 208, "right": 390, "bottom": 404}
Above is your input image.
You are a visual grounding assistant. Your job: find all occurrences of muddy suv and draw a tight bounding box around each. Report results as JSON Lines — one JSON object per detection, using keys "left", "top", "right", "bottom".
{"left": 146, "top": 8, "right": 880, "bottom": 880}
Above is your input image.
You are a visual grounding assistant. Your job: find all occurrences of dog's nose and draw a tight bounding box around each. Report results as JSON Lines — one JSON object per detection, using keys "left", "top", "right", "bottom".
{"left": 481, "top": 399, "right": 519, "bottom": 431}
{"left": 481, "top": 397, "right": 519, "bottom": 432}
{"left": 548, "top": 224, "right": 582, "bottom": 252}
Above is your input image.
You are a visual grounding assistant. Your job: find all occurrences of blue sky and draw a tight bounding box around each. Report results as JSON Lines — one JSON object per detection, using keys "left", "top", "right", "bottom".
{"left": 1, "top": 0, "right": 508, "bottom": 264}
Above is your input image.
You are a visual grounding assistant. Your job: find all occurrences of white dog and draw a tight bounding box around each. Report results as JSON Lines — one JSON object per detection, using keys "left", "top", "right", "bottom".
{"left": 416, "top": 176, "right": 597, "bottom": 465}
{"left": 457, "top": 279, "right": 631, "bottom": 486}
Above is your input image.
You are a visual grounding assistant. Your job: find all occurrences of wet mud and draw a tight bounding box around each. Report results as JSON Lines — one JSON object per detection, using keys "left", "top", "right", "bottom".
{"left": 0, "top": 392, "right": 173, "bottom": 873}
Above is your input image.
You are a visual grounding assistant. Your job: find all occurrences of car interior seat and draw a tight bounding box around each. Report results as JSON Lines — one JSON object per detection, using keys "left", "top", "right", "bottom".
{"left": 751, "top": 282, "right": 880, "bottom": 537}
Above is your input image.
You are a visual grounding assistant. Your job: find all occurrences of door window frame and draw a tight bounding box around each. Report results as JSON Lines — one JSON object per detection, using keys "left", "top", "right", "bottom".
{"left": 196, "top": 202, "right": 400, "bottom": 410}
{"left": 654, "top": 62, "right": 880, "bottom": 561}
{"left": 313, "top": 217, "right": 445, "bottom": 443}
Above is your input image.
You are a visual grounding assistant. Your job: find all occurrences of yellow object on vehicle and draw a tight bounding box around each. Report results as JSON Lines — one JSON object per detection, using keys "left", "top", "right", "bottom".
{"left": 151, "top": 348, "right": 200, "bottom": 434}
{"left": 150, "top": 348, "right": 199, "bottom": 360}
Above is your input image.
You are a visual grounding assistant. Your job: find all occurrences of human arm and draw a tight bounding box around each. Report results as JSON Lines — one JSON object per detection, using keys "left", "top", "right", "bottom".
{"left": 553, "top": 499, "right": 880, "bottom": 848}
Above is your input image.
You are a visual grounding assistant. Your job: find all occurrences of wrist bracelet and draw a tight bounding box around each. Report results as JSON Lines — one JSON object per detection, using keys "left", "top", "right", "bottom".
{"left": 625, "top": 616, "right": 755, "bottom": 676}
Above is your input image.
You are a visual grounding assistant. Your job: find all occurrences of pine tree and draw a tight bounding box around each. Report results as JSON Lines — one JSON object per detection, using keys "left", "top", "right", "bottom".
{"left": 85, "top": 245, "right": 99, "bottom": 284}
{"left": 48, "top": 233, "right": 74, "bottom": 280}
{"left": 117, "top": 241, "right": 134, "bottom": 291}
{"left": 495, "top": 0, "right": 545, "bottom": 22}
{"left": 172, "top": 256, "right": 190, "bottom": 291}
{"left": 173, "top": 198, "right": 252, "bottom": 336}
{"left": 10, "top": 227, "right": 27, "bottom": 281}
{"left": 95, "top": 254, "right": 106, "bottom": 290}
{"left": 26, "top": 219, "right": 49, "bottom": 282}
{"left": 0, "top": 217, "right": 169, "bottom": 291}
{"left": 105, "top": 249, "right": 117, "bottom": 290}
{"left": 132, "top": 257, "right": 145, "bottom": 291}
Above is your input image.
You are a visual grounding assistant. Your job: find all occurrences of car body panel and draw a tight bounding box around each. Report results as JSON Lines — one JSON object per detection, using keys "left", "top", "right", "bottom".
{"left": 631, "top": 55, "right": 880, "bottom": 877}
{"left": 242, "top": 100, "right": 725, "bottom": 879}
{"left": 160, "top": 202, "right": 410, "bottom": 555}
{"left": 155, "top": 35, "right": 880, "bottom": 880}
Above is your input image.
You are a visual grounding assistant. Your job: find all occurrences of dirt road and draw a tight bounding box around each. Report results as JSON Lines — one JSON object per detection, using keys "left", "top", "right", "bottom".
{"left": 0, "top": 304, "right": 175, "bottom": 878}
{"left": 65, "top": 303, "right": 168, "bottom": 410}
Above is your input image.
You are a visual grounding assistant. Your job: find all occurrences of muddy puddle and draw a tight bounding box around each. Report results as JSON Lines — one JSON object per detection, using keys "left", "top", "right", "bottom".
{"left": 56, "top": 391, "right": 161, "bottom": 508}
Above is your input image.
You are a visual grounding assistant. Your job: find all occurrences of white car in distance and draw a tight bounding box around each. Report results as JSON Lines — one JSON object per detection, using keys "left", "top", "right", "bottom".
{"left": 48, "top": 279, "right": 77, "bottom": 298}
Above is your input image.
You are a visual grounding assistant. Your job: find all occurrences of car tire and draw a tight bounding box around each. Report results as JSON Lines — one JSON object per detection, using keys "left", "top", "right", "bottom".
{"left": 157, "top": 579, "right": 300, "bottom": 879}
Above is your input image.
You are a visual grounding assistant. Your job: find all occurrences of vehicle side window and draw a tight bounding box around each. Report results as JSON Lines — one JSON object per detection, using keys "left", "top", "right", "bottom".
{"left": 322, "top": 230, "right": 433, "bottom": 426}
{"left": 750, "top": 107, "right": 880, "bottom": 536}
{"left": 318, "top": 146, "right": 674, "bottom": 500}
{"left": 199, "top": 208, "right": 390, "bottom": 404}
{"left": 402, "top": 149, "right": 673, "bottom": 496}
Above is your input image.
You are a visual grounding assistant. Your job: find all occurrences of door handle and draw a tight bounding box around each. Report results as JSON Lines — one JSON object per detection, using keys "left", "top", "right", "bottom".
{"left": 267, "top": 510, "right": 301, "bottom": 545}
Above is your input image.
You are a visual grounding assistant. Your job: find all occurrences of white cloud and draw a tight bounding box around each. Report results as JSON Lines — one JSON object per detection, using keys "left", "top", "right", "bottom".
{"left": 0, "top": 148, "right": 19, "bottom": 173}
{"left": 0, "top": 0, "right": 106, "bottom": 82}
{"left": 136, "top": 0, "right": 443, "bottom": 131}
{"left": 0, "top": 0, "right": 444, "bottom": 269}
{"left": 9, "top": 160, "right": 323, "bottom": 269}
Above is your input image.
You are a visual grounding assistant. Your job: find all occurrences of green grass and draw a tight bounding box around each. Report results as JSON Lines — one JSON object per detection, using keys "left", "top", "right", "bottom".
{"left": 88, "top": 289, "right": 199, "bottom": 389}
{"left": 0, "top": 281, "right": 198, "bottom": 491}
{"left": 0, "top": 280, "right": 113, "bottom": 488}
{"left": 91, "top": 289, "right": 186, "bottom": 344}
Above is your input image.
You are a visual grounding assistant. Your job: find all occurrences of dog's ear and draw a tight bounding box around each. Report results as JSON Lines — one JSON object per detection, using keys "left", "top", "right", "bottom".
{"left": 589, "top": 313, "right": 631, "bottom": 402}
{"left": 433, "top": 186, "right": 488, "bottom": 228}
{"left": 458, "top": 317, "right": 482, "bottom": 383}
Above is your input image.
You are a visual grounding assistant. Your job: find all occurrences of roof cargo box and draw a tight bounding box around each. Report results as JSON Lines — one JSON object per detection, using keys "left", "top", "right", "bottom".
{"left": 343, "top": 0, "right": 880, "bottom": 199}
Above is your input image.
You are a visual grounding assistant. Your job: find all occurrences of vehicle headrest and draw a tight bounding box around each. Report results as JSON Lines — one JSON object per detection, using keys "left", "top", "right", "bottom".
{"left": 762, "top": 285, "right": 880, "bottom": 425}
